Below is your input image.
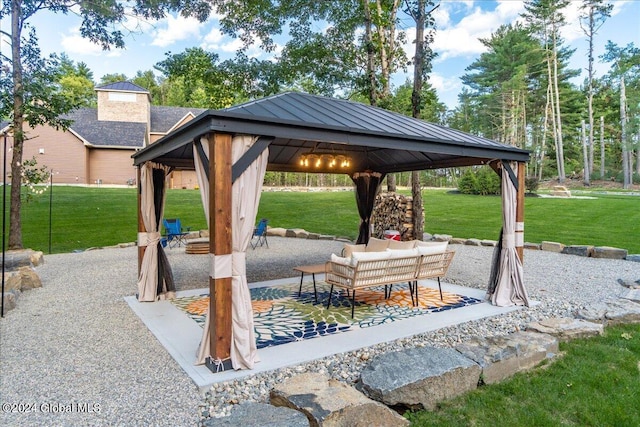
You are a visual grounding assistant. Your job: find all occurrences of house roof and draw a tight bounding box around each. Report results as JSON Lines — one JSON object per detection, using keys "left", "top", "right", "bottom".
{"left": 95, "top": 81, "right": 149, "bottom": 93}
{"left": 0, "top": 121, "right": 8, "bottom": 132}
{"left": 66, "top": 109, "right": 146, "bottom": 148}
{"left": 132, "top": 91, "right": 530, "bottom": 173}
{"left": 150, "top": 106, "right": 207, "bottom": 133}
{"left": 62, "top": 106, "right": 206, "bottom": 148}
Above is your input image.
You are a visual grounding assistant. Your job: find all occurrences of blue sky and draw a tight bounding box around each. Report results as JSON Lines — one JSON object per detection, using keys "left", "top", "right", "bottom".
{"left": 2, "top": 1, "right": 639, "bottom": 109}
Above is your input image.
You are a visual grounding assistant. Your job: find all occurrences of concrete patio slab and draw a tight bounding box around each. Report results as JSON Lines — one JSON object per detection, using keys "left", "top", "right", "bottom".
{"left": 126, "top": 276, "right": 526, "bottom": 392}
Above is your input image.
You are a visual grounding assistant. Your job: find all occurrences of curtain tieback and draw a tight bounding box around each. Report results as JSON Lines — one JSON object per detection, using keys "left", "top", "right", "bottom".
{"left": 502, "top": 233, "right": 515, "bottom": 249}
{"left": 138, "top": 232, "right": 161, "bottom": 247}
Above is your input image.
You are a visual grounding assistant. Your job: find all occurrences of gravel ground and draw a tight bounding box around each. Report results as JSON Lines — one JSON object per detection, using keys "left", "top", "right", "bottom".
{"left": 1, "top": 236, "right": 638, "bottom": 426}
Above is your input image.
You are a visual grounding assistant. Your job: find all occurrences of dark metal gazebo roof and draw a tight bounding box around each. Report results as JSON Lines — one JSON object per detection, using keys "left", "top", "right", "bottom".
{"left": 132, "top": 91, "right": 529, "bottom": 173}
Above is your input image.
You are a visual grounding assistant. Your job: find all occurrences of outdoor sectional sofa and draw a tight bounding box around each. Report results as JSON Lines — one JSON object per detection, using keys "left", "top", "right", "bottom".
{"left": 324, "top": 238, "right": 455, "bottom": 317}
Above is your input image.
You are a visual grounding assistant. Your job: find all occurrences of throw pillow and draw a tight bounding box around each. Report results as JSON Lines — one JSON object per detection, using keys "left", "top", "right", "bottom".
{"left": 366, "top": 237, "right": 389, "bottom": 252}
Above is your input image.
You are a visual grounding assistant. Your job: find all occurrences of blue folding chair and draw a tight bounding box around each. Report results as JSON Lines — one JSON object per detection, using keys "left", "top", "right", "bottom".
{"left": 163, "top": 218, "right": 191, "bottom": 248}
{"left": 251, "top": 218, "right": 269, "bottom": 249}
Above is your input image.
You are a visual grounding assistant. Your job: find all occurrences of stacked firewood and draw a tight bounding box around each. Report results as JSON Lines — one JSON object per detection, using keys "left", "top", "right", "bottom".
{"left": 371, "top": 192, "right": 421, "bottom": 241}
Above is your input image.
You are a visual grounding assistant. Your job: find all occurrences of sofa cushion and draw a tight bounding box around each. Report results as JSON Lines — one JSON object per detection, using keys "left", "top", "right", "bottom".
{"left": 331, "top": 253, "right": 351, "bottom": 266}
{"left": 387, "top": 248, "right": 420, "bottom": 258}
{"left": 387, "top": 239, "right": 416, "bottom": 250}
{"left": 366, "top": 237, "right": 389, "bottom": 252}
{"left": 351, "top": 250, "right": 391, "bottom": 266}
{"left": 416, "top": 241, "right": 448, "bottom": 255}
{"left": 343, "top": 243, "right": 366, "bottom": 258}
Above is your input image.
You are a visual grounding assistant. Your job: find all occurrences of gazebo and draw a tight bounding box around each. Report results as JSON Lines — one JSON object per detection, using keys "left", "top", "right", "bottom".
{"left": 132, "top": 91, "right": 530, "bottom": 372}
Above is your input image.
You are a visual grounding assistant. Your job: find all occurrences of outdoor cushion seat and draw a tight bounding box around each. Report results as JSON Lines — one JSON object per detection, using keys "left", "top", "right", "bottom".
{"left": 325, "top": 239, "right": 454, "bottom": 317}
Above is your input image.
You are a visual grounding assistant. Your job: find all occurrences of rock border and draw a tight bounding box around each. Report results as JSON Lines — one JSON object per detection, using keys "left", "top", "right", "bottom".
{"left": 265, "top": 227, "right": 638, "bottom": 262}
{"left": 208, "top": 295, "right": 640, "bottom": 425}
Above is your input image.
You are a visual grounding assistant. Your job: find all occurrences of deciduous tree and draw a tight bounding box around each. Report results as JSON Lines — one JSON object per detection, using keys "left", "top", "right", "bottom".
{"left": 0, "top": 0, "right": 214, "bottom": 249}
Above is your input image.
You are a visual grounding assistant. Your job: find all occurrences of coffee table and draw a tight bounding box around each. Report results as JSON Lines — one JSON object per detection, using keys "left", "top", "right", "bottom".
{"left": 293, "top": 263, "right": 325, "bottom": 303}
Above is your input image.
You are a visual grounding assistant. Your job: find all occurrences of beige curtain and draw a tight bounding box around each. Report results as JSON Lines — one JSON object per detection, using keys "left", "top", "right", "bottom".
{"left": 490, "top": 162, "right": 529, "bottom": 307}
{"left": 195, "top": 135, "right": 268, "bottom": 369}
{"left": 137, "top": 162, "right": 174, "bottom": 301}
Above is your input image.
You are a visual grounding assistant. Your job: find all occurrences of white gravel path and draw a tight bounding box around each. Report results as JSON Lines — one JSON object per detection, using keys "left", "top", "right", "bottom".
{"left": 1, "top": 237, "right": 638, "bottom": 425}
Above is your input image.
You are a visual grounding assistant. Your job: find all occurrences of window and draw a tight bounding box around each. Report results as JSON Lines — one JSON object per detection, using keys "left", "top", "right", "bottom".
{"left": 108, "top": 92, "right": 136, "bottom": 102}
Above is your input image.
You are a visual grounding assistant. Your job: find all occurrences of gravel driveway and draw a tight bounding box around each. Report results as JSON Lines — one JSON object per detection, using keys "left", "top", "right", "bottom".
{"left": 1, "top": 237, "right": 638, "bottom": 425}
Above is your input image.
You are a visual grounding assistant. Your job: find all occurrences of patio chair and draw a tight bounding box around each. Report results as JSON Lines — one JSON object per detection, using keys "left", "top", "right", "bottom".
{"left": 163, "top": 218, "right": 191, "bottom": 248}
{"left": 251, "top": 218, "right": 269, "bottom": 249}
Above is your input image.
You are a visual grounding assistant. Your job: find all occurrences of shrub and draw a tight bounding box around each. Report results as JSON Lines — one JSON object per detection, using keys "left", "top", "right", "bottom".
{"left": 458, "top": 167, "right": 500, "bottom": 195}
{"left": 525, "top": 176, "right": 539, "bottom": 193}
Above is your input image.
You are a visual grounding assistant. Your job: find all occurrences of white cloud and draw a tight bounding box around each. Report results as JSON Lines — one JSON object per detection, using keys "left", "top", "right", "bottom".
{"left": 426, "top": 1, "right": 525, "bottom": 61}
{"left": 61, "top": 27, "right": 121, "bottom": 57}
{"left": 151, "top": 14, "right": 203, "bottom": 47}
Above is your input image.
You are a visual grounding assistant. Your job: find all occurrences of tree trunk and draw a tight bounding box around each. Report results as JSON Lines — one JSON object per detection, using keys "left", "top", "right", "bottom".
{"left": 386, "top": 174, "right": 396, "bottom": 192}
{"left": 375, "top": 0, "right": 400, "bottom": 98}
{"left": 9, "top": 0, "right": 24, "bottom": 249}
{"left": 586, "top": 7, "right": 595, "bottom": 177}
{"left": 538, "top": 85, "right": 552, "bottom": 181}
{"left": 409, "top": 0, "right": 428, "bottom": 241}
{"left": 636, "top": 130, "right": 640, "bottom": 176}
{"left": 411, "top": 171, "right": 423, "bottom": 240}
{"left": 582, "top": 120, "right": 590, "bottom": 185}
{"left": 552, "top": 32, "right": 566, "bottom": 183}
{"left": 620, "top": 76, "right": 630, "bottom": 189}
{"left": 545, "top": 57, "right": 561, "bottom": 182}
{"left": 362, "top": 0, "right": 377, "bottom": 106}
{"left": 600, "top": 115, "right": 605, "bottom": 178}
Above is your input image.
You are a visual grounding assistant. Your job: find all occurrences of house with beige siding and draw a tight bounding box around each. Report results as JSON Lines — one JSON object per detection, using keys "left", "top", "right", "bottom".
{"left": 0, "top": 82, "right": 205, "bottom": 188}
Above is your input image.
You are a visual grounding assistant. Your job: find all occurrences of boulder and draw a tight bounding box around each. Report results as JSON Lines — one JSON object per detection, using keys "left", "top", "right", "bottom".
{"left": 620, "top": 289, "right": 640, "bottom": 303}
{"left": 592, "top": 246, "right": 628, "bottom": 260}
{"left": 456, "top": 332, "right": 558, "bottom": 384}
{"left": 541, "top": 241, "right": 565, "bottom": 253}
{"left": 3, "top": 249, "right": 43, "bottom": 269}
{"left": 270, "top": 372, "right": 408, "bottom": 427}
{"left": 464, "top": 238, "right": 482, "bottom": 246}
{"left": 318, "top": 235, "right": 335, "bottom": 241}
{"left": 575, "top": 304, "right": 607, "bottom": 323}
{"left": 626, "top": 254, "right": 640, "bottom": 263}
{"left": 286, "top": 229, "right": 309, "bottom": 239}
{"left": 307, "top": 233, "right": 320, "bottom": 240}
{"left": 605, "top": 299, "right": 640, "bottom": 324}
{"left": 526, "top": 318, "right": 603, "bottom": 342}
{"left": 267, "top": 227, "right": 287, "bottom": 237}
{"left": 199, "top": 229, "right": 210, "bottom": 238}
{"left": 203, "top": 402, "right": 309, "bottom": 427}
{"left": 359, "top": 347, "right": 480, "bottom": 411}
{"left": 552, "top": 186, "right": 571, "bottom": 197}
{"left": 617, "top": 279, "right": 640, "bottom": 289}
{"left": 524, "top": 242, "right": 541, "bottom": 250}
{"left": 4, "top": 266, "right": 42, "bottom": 291}
{"left": 480, "top": 240, "right": 497, "bottom": 247}
{"left": 450, "top": 238, "right": 467, "bottom": 245}
{"left": 562, "top": 245, "right": 594, "bottom": 257}
{"left": 1, "top": 290, "right": 18, "bottom": 312}
{"left": 433, "top": 234, "right": 452, "bottom": 242}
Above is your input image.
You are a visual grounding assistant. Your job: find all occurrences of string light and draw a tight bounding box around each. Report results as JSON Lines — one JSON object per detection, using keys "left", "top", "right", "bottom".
{"left": 299, "top": 152, "right": 351, "bottom": 169}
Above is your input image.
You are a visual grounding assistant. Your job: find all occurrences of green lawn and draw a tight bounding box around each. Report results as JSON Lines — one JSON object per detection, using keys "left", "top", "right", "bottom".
{"left": 406, "top": 323, "right": 640, "bottom": 426}
{"left": 6, "top": 186, "right": 640, "bottom": 254}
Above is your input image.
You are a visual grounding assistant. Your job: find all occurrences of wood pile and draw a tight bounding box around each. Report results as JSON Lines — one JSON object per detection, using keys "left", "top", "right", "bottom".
{"left": 185, "top": 240, "right": 209, "bottom": 254}
{"left": 371, "top": 192, "right": 422, "bottom": 241}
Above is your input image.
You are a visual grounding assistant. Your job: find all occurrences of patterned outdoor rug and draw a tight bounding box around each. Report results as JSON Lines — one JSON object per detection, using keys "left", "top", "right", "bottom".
{"left": 172, "top": 282, "right": 482, "bottom": 349}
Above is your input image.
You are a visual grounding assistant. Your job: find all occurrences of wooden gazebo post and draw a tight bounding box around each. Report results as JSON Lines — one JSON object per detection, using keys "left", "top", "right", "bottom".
{"left": 515, "top": 161, "right": 525, "bottom": 262}
{"left": 208, "top": 132, "right": 233, "bottom": 367}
